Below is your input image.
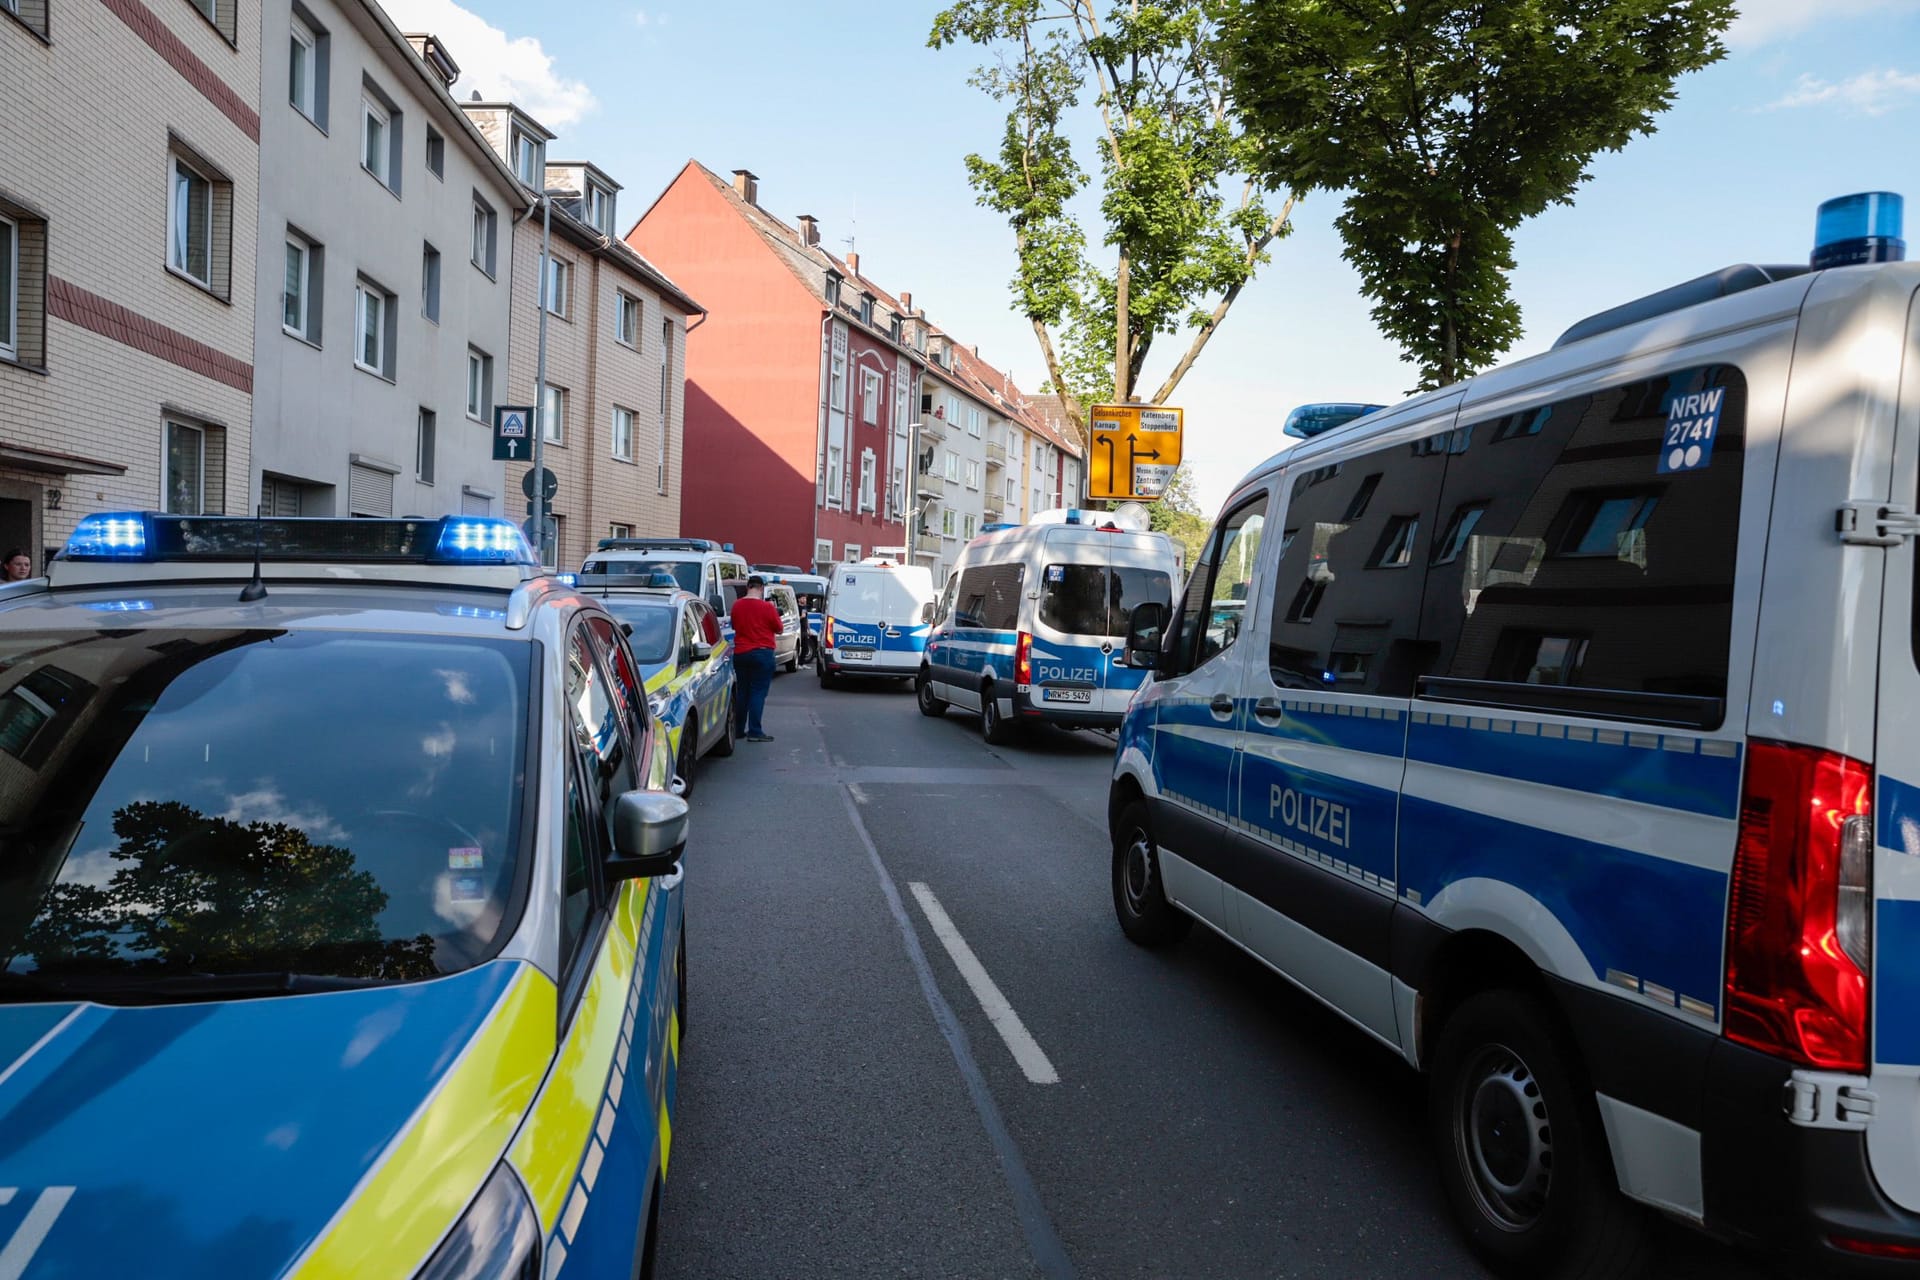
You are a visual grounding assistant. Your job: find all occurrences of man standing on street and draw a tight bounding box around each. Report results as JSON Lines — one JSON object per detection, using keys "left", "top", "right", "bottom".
{"left": 729, "top": 576, "right": 781, "bottom": 742}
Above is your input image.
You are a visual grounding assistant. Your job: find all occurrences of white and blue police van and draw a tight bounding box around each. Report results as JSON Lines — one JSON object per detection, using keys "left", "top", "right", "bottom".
{"left": 1111, "top": 193, "right": 1920, "bottom": 1276}
{"left": 816, "top": 557, "right": 936, "bottom": 686}
{"left": 918, "top": 508, "right": 1179, "bottom": 744}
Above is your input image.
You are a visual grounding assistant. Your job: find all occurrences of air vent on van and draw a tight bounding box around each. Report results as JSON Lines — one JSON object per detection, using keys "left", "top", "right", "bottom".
{"left": 1552, "top": 264, "right": 1809, "bottom": 351}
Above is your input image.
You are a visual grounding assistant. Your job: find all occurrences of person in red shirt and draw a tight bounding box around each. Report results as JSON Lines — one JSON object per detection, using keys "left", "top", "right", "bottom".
{"left": 728, "top": 576, "right": 782, "bottom": 742}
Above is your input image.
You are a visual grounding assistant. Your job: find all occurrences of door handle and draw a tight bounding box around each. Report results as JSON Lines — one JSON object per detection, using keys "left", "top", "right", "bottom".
{"left": 1209, "top": 694, "right": 1235, "bottom": 719}
{"left": 1253, "top": 698, "right": 1284, "bottom": 725}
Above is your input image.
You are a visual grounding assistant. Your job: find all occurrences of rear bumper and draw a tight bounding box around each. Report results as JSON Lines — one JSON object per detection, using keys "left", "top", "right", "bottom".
{"left": 1702, "top": 1039, "right": 1920, "bottom": 1274}
{"left": 821, "top": 653, "right": 915, "bottom": 678}
{"left": 1014, "top": 687, "right": 1121, "bottom": 729}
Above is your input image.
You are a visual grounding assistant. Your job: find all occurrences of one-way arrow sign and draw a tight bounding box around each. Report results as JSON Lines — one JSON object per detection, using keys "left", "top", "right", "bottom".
{"left": 493, "top": 405, "right": 535, "bottom": 461}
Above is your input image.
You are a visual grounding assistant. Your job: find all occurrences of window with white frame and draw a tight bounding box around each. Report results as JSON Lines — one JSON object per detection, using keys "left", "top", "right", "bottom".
{"left": 844, "top": 543, "right": 860, "bottom": 563}
{"left": 965, "top": 459, "right": 979, "bottom": 490}
{"left": 0, "top": 214, "right": 14, "bottom": 362}
{"left": 948, "top": 395, "right": 962, "bottom": 424}
{"left": 361, "top": 96, "right": 393, "bottom": 187}
{"left": 831, "top": 351, "right": 846, "bottom": 411}
{"left": 815, "top": 540, "right": 834, "bottom": 572}
{"left": 189, "top": 0, "right": 235, "bottom": 41}
{"left": 466, "top": 347, "right": 492, "bottom": 420}
{"left": 610, "top": 522, "right": 634, "bottom": 540}
{"left": 541, "top": 384, "right": 567, "bottom": 445}
{"left": 826, "top": 445, "right": 843, "bottom": 508}
{"left": 615, "top": 292, "right": 639, "bottom": 346}
{"left": 470, "top": 197, "right": 497, "bottom": 275}
{"left": 421, "top": 242, "right": 441, "bottom": 323}
{"left": 168, "top": 152, "right": 214, "bottom": 287}
{"left": 941, "top": 508, "right": 956, "bottom": 537}
{"left": 354, "top": 280, "right": 393, "bottom": 377}
{"left": 164, "top": 420, "right": 206, "bottom": 515}
{"left": 859, "top": 449, "right": 876, "bottom": 512}
{"left": 968, "top": 406, "right": 983, "bottom": 436}
{"left": 3, "top": 0, "right": 47, "bottom": 36}
{"left": 944, "top": 450, "right": 959, "bottom": 483}
{"left": 289, "top": 16, "right": 320, "bottom": 123}
{"left": 416, "top": 408, "right": 436, "bottom": 484}
{"left": 544, "top": 256, "right": 569, "bottom": 319}
{"left": 283, "top": 233, "right": 316, "bottom": 340}
{"left": 513, "top": 129, "right": 541, "bottom": 186}
{"left": 587, "top": 185, "right": 615, "bottom": 235}
{"left": 861, "top": 370, "right": 881, "bottom": 425}
{"left": 963, "top": 514, "right": 976, "bottom": 539}
{"left": 612, "top": 406, "right": 635, "bottom": 462}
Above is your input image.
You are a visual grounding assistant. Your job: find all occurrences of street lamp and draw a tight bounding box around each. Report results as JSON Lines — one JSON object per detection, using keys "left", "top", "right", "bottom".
{"left": 532, "top": 186, "right": 572, "bottom": 568}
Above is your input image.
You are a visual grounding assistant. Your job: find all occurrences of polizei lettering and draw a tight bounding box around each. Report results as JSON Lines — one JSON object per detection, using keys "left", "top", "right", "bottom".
{"left": 1034, "top": 663, "right": 1096, "bottom": 683}
{"left": 1269, "top": 785, "right": 1351, "bottom": 849}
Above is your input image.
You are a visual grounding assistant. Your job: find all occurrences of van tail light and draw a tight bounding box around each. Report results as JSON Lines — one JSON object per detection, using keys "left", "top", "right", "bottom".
{"left": 1725, "top": 740, "right": 1873, "bottom": 1072}
{"left": 823, "top": 618, "right": 834, "bottom": 650}
{"left": 1015, "top": 631, "right": 1032, "bottom": 685}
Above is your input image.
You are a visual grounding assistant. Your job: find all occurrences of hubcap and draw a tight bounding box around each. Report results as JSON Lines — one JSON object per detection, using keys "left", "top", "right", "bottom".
{"left": 1123, "top": 832, "right": 1154, "bottom": 915}
{"left": 1455, "top": 1043, "right": 1553, "bottom": 1232}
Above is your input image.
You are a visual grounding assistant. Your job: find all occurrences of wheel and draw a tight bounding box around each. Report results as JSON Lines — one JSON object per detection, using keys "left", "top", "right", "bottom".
{"left": 786, "top": 648, "right": 800, "bottom": 673}
{"left": 675, "top": 717, "right": 698, "bottom": 799}
{"left": 1111, "top": 798, "right": 1191, "bottom": 946}
{"left": 1429, "top": 989, "right": 1649, "bottom": 1279}
{"left": 916, "top": 667, "right": 948, "bottom": 717}
{"left": 817, "top": 656, "right": 838, "bottom": 689}
{"left": 636, "top": 1174, "right": 664, "bottom": 1280}
{"left": 980, "top": 681, "right": 1018, "bottom": 745}
{"left": 708, "top": 696, "right": 735, "bottom": 758}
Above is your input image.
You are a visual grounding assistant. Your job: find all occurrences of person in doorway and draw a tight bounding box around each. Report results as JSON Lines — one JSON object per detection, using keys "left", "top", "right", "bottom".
{"left": 2, "top": 549, "right": 31, "bottom": 583}
{"left": 729, "top": 575, "right": 782, "bottom": 742}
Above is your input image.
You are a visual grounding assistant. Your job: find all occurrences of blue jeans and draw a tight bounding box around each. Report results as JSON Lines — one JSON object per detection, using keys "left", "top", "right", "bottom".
{"left": 733, "top": 648, "right": 775, "bottom": 736}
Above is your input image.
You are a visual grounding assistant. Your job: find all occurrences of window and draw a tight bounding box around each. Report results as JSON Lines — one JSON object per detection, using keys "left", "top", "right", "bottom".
{"left": 1431, "top": 502, "right": 1488, "bottom": 566}
{"left": 944, "top": 450, "right": 959, "bottom": 483}
{"left": 814, "top": 540, "right": 834, "bottom": 573}
{"left": 890, "top": 316, "right": 903, "bottom": 344}
{"left": 969, "top": 407, "right": 983, "bottom": 437}
{"left": 282, "top": 234, "right": 317, "bottom": 340}
{"left": 425, "top": 127, "right": 445, "bottom": 178}
{"left": 466, "top": 348, "right": 492, "bottom": 420}
{"left": 416, "top": 408, "right": 436, "bottom": 484}
{"left": 861, "top": 370, "right": 880, "bottom": 424}
{"left": 361, "top": 96, "right": 393, "bottom": 188}
{"left": 168, "top": 153, "right": 213, "bottom": 287}
{"left": 354, "top": 280, "right": 393, "bottom": 378}
{"left": 544, "top": 256, "right": 570, "bottom": 319}
{"left": 963, "top": 514, "right": 976, "bottom": 539}
{"left": 2, "top": 0, "right": 47, "bottom": 37}
{"left": 1342, "top": 473, "right": 1382, "bottom": 521}
{"left": 859, "top": 294, "right": 874, "bottom": 326}
{"left": 541, "top": 384, "right": 568, "bottom": 445}
{"left": 825, "top": 273, "right": 841, "bottom": 308}
{"left": 1553, "top": 491, "right": 1660, "bottom": 558}
{"left": 189, "top": 0, "right": 235, "bottom": 42}
{"left": 1492, "top": 632, "right": 1590, "bottom": 686}
{"left": 825, "top": 445, "right": 843, "bottom": 508}
{"left": 164, "top": 420, "right": 206, "bottom": 514}
{"left": 289, "top": 17, "right": 319, "bottom": 122}
{"left": 1041, "top": 563, "right": 1173, "bottom": 638}
{"left": 831, "top": 351, "right": 846, "bottom": 411}
{"left": 1174, "top": 496, "right": 1266, "bottom": 673}
{"left": 615, "top": 292, "right": 639, "bottom": 346}
{"left": 513, "top": 129, "right": 541, "bottom": 186}
{"left": 587, "top": 185, "right": 614, "bottom": 235}
{"left": 859, "top": 449, "right": 876, "bottom": 512}
{"left": 0, "top": 214, "right": 13, "bottom": 361}
{"left": 609, "top": 523, "right": 633, "bottom": 540}
{"left": 417, "top": 242, "right": 441, "bottom": 324}
{"left": 471, "top": 197, "right": 497, "bottom": 275}
{"left": 1369, "top": 516, "right": 1419, "bottom": 568}
{"left": 612, "top": 406, "right": 635, "bottom": 462}
{"left": 1493, "top": 406, "right": 1551, "bottom": 442}
{"left": 965, "top": 460, "right": 980, "bottom": 490}
{"left": 941, "top": 508, "right": 956, "bottom": 537}
{"left": 954, "top": 564, "right": 1023, "bottom": 630}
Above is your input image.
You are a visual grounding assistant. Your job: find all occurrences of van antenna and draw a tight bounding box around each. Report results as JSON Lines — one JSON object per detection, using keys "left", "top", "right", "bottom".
{"left": 238, "top": 505, "right": 268, "bottom": 602}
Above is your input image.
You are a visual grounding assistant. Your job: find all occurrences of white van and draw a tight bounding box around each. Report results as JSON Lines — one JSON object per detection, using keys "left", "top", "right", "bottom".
{"left": 918, "top": 510, "right": 1179, "bottom": 743}
{"left": 1111, "top": 241, "right": 1920, "bottom": 1274}
{"left": 817, "top": 558, "right": 935, "bottom": 686}
{"left": 580, "top": 537, "right": 749, "bottom": 618}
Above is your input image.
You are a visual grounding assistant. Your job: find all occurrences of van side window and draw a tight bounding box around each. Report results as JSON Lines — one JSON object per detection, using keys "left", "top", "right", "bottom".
{"left": 1268, "top": 438, "right": 1448, "bottom": 694}
{"left": 1173, "top": 495, "right": 1267, "bottom": 671}
{"left": 1418, "top": 364, "right": 1745, "bottom": 725}
{"left": 956, "top": 564, "right": 1022, "bottom": 630}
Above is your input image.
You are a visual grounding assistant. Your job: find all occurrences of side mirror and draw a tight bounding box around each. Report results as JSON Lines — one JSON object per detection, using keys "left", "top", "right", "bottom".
{"left": 691, "top": 640, "right": 714, "bottom": 661}
{"left": 608, "top": 790, "right": 689, "bottom": 880}
{"left": 1124, "top": 602, "right": 1170, "bottom": 670}
{"left": 620, "top": 621, "right": 634, "bottom": 637}
{"left": 919, "top": 602, "right": 936, "bottom": 624}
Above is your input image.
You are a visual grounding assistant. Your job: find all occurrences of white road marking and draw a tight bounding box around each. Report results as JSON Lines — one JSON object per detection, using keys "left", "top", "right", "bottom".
{"left": 908, "top": 882, "right": 1059, "bottom": 1085}
{"left": 848, "top": 782, "right": 870, "bottom": 805}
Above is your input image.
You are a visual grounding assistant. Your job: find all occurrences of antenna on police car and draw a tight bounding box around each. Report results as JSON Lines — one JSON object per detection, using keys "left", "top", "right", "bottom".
{"left": 238, "top": 504, "right": 268, "bottom": 603}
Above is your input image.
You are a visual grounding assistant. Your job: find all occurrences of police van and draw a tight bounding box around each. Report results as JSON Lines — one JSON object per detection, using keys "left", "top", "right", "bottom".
{"left": 817, "top": 557, "right": 935, "bottom": 686}
{"left": 1111, "top": 195, "right": 1920, "bottom": 1275}
{"left": 918, "top": 509, "right": 1179, "bottom": 743}
{"left": 581, "top": 536, "right": 749, "bottom": 617}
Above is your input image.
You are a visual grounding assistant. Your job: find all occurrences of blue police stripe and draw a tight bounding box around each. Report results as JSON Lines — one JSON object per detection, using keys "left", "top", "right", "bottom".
{"left": 1876, "top": 898, "right": 1920, "bottom": 1064}
{"left": 1878, "top": 773, "right": 1920, "bottom": 857}
{"left": 1235, "top": 749, "right": 1399, "bottom": 883}
{"left": 1400, "top": 795, "right": 1727, "bottom": 1009}
{"left": 1408, "top": 719, "right": 1741, "bottom": 820}
{"left": 1154, "top": 704, "right": 1237, "bottom": 816}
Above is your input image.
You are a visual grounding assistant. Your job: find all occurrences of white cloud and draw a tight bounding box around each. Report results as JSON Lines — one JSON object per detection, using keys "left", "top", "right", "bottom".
{"left": 1768, "top": 68, "right": 1920, "bottom": 115}
{"left": 1728, "top": 0, "right": 1915, "bottom": 50}
{"left": 223, "top": 787, "right": 347, "bottom": 841}
{"left": 378, "top": 0, "right": 595, "bottom": 127}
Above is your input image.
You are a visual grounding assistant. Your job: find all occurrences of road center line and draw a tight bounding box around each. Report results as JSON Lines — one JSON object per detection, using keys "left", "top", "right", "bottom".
{"left": 831, "top": 782, "right": 1075, "bottom": 1280}
{"left": 908, "top": 882, "right": 1060, "bottom": 1085}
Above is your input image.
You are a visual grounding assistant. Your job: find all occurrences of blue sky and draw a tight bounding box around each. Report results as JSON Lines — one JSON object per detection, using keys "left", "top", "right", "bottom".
{"left": 385, "top": 0, "right": 1920, "bottom": 514}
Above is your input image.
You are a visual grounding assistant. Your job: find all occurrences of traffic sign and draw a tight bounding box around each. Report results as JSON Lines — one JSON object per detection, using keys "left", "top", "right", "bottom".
{"left": 492, "top": 405, "right": 535, "bottom": 462}
{"left": 1088, "top": 404, "right": 1183, "bottom": 502}
{"left": 521, "top": 466, "right": 558, "bottom": 503}
{"left": 522, "top": 515, "right": 557, "bottom": 565}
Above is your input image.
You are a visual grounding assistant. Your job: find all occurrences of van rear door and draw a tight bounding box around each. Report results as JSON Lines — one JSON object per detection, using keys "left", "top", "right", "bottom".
{"left": 1103, "top": 539, "right": 1177, "bottom": 718}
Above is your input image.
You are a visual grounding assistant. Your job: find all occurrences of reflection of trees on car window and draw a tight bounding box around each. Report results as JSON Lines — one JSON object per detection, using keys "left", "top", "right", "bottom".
{"left": 16, "top": 800, "right": 436, "bottom": 979}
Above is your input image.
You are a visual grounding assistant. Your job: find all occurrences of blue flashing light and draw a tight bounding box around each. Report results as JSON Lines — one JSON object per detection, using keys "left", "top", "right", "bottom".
{"left": 557, "top": 572, "right": 577, "bottom": 586}
{"left": 64, "top": 513, "right": 151, "bottom": 560}
{"left": 980, "top": 523, "right": 1017, "bottom": 533}
{"left": 1284, "top": 403, "right": 1387, "bottom": 440}
{"left": 82, "top": 599, "right": 155, "bottom": 612}
{"left": 435, "top": 603, "right": 508, "bottom": 621}
{"left": 1813, "top": 191, "right": 1905, "bottom": 270}
{"left": 433, "top": 518, "right": 536, "bottom": 565}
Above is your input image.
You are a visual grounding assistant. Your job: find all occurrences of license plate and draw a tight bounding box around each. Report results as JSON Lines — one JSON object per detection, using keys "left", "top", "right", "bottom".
{"left": 1042, "top": 687, "right": 1092, "bottom": 703}
{"left": 839, "top": 647, "right": 874, "bottom": 660}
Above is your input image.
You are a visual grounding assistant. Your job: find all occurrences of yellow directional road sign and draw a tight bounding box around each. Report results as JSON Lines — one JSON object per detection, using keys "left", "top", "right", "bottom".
{"left": 1088, "top": 404, "right": 1183, "bottom": 502}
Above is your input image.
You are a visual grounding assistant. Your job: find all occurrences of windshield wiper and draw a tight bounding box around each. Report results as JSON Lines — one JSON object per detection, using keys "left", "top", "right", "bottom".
{"left": 0, "top": 969, "right": 397, "bottom": 1005}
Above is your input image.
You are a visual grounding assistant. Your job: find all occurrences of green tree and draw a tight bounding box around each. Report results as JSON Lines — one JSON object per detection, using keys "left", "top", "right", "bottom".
{"left": 1148, "top": 464, "right": 1211, "bottom": 568}
{"left": 930, "top": 0, "right": 1296, "bottom": 447}
{"left": 1217, "top": 0, "right": 1733, "bottom": 391}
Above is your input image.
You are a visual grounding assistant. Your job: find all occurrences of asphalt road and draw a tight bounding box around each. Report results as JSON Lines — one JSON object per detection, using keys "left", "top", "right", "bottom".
{"left": 655, "top": 673, "right": 1773, "bottom": 1280}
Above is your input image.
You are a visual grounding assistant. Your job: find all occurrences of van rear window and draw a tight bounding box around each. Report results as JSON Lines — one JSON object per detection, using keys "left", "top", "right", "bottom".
{"left": 1039, "top": 564, "right": 1173, "bottom": 637}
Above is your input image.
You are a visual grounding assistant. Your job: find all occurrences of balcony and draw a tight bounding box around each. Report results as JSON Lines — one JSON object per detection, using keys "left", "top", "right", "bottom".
{"left": 917, "top": 411, "right": 948, "bottom": 441}
{"left": 912, "top": 530, "right": 942, "bottom": 557}
{"left": 916, "top": 469, "right": 945, "bottom": 499}
{"left": 984, "top": 493, "right": 1006, "bottom": 521}
{"left": 985, "top": 439, "right": 1007, "bottom": 469}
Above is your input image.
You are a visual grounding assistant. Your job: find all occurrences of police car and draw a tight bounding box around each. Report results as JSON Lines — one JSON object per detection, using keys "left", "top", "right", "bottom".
{"left": 0, "top": 512, "right": 689, "bottom": 1280}
{"left": 1112, "top": 195, "right": 1920, "bottom": 1276}
{"left": 581, "top": 537, "right": 749, "bottom": 619}
{"left": 580, "top": 575, "right": 737, "bottom": 795}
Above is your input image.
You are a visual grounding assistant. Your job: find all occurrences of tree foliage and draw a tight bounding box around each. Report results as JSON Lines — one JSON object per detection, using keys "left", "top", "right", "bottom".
{"left": 1147, "top": 464, "right": 1211, "bottom": 567}
{"left": 1217, "top": 0, "right": 1733, "bottom": 390}
{"left": 930, "top": 0, "right": 1295, "bottom": 444}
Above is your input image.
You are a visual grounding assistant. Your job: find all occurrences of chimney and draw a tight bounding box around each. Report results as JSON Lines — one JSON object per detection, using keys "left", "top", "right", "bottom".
{"left": 847, "top": 251, "right": 860, "bottom": 278}
{"left": 900, "top": 291, "right": 912, "bottom": 313}
{"left": 796, "top": 214, "right": 818, "bottom": 247}
{"left": 732, "top": 169, "right": 759, "bottom": 206}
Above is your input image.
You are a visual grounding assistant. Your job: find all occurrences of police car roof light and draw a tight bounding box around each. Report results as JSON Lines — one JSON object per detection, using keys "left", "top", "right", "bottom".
{"left": 1813, "top": 191, "right": 1905, "bottom": 269}
{"left": 59, "top": 512, "right": 537, "bottom": 568}
{"left": 65, "top": 513, "right": 150, "bottom": 559}
{"left": 1283, "top": 404, "right": 1386, "bottom": 440}
{"left": 434, "top": 518, "right": 538, "bottom": 565}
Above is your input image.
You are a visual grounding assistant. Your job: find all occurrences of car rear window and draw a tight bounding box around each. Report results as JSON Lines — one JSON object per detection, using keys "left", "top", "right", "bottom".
{"left": 1039, "top": 563, "right": 1173, "bottom": 637}
{"left": 0, "top": 630, "right": 532, "bottom": 987}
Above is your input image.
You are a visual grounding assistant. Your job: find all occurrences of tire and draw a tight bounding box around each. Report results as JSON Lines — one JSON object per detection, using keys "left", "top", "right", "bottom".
{"left": 1111, "top": 798, "right": 1191, "bottom": 946}
{"left": 980, "top": 681, "right": 1019, "bottom": 745}
{"left": 675, "top": 717, "right": 698, "bottom": 799}
{"left": 708, "top": 695, "right": 735, "bottom": 758}
{"left": 636, "top": 1173, "right": 664, "bottom": 1280}
{"left": 817, "top": 656, "right": 838, "bottom": 690}
{"left": 916, "top": 667, "right": 949, "bottom": 717}
{"left": 1428, "top": 989, "right": 1650, "bottom": 1280}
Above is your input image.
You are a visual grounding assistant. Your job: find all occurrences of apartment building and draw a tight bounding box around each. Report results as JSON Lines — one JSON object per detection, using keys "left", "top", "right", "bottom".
{"left": 461, "top": 105, "right": 702, "bottom": 570}
{"left": 249, "top": 6, "right": 525, "bottom": 521}
{"left": 1, "top": 0, "right": 261, "bottom": 561}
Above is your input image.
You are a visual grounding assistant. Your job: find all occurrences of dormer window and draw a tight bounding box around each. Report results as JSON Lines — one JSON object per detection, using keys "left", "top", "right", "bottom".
{"left": 859, "top": 293, "right": 874, "bottom": 326}
{"left": 825, "top": 271, "right": 842, "bottom": 308}
{"left": 512, "top": 128, "right": 542, "bottom": 186}
{"left": 890, "top": 315, "right": 903, "bottom": 344}
{"left": 587, "top": 184, "right": 615, "bottom": 235}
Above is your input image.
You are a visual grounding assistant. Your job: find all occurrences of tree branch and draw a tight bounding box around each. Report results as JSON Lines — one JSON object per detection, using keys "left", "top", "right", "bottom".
{"left": 1148, "top": 195, "right": 1294, "bottom": 405}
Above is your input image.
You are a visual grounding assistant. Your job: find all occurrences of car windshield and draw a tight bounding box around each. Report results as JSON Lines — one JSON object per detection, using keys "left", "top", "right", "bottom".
{"left": 583, "top": 558, "right": 702, "bottom": 593}
{"left": 599, "top": 599, "right": 678, "bottom": 664}
{"left": 0, "top": 629, "right": 532, "bottom": 991}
